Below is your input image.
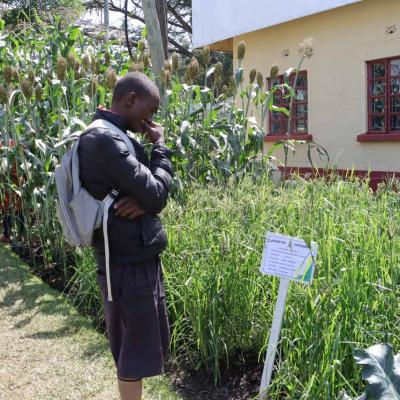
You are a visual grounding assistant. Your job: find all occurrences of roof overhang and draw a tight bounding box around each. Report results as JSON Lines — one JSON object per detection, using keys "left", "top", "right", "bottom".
{"left": 192, "top": 0, "right": 363, "bottom": 50}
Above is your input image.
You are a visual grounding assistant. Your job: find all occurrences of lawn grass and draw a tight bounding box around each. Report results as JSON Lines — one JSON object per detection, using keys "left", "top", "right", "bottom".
{"left": 0, "top": 243, "right": 180, "bottom": 400}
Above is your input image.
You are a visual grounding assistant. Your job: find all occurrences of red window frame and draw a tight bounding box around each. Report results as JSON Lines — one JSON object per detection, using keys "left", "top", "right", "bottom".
{"left": 367, "top": 56, "right": 400, "bottom": 134}
{"left": 268, "top": 71, "right": 308, "bottom": 136}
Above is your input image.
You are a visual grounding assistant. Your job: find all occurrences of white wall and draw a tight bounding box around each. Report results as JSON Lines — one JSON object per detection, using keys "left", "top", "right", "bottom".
{"left": 192, "top": 0, "right": 362, "bottom": 48}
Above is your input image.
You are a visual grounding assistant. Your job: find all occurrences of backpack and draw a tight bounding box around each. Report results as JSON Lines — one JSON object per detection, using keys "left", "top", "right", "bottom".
{"left": 55, "top": 118, "right": 136, "bottom": 302}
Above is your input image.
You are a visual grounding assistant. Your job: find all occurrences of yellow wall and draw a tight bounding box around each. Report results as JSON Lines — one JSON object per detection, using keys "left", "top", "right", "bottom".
{"left": 233, "top": 0, "right": 400, "bottom": 172}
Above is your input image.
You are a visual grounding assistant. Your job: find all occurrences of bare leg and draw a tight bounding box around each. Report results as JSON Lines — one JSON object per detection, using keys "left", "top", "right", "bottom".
{"left": 118, "top": 378, "right": 143, "bottom": 400}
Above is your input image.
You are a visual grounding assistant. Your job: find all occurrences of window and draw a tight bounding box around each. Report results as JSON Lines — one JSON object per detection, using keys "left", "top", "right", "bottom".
{"left": 268, "top": 71, "right": 308, "bottom": 136}
{"left": 367, "top": 57, "right": 400, "bottom": 133}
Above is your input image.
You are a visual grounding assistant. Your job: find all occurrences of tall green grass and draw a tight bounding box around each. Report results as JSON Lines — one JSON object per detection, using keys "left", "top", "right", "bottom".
{"left": 164, "top": 176, "right": 400, "bottom": 398}
{"left": 70, "top": 174, "right": 400, "bottom": 398}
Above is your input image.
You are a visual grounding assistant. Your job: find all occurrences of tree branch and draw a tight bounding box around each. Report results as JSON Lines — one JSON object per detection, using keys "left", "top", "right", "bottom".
{"left": 167, "top": 3, "right": 191, "bottom": 34}
{"left": 85, "top": 0, "right": 192, "bottom": 56}
{"left": 169, "top": 37, "right": 192, "bottom": 56}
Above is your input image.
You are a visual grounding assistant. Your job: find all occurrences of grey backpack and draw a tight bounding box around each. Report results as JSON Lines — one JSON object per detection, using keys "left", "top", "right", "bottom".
{"left": 55, "top": 118, "right": 136, "bottom": 302}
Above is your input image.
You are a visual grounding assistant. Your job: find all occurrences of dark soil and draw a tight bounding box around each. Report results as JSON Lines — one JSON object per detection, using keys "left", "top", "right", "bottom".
{"left": 169, "top": 354, "right": 262, "bottom": 400}
{"left": 10, "top": 240, "right": 263, "bottom": 400}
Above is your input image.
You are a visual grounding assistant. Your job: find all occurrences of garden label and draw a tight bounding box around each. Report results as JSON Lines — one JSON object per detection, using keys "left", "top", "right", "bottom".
{"left": 260, "top": 232, "right": 317, "bottom": 284}
{"left": 259, "top": 232, "right": 317, "bottom": 398}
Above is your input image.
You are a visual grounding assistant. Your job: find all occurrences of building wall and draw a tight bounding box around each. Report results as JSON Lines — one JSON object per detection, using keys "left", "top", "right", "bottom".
{"left": 192, "top": 0, "right": 361, "bottom": 49}
{"left": 233, "top": 0, "right": 400, "bottom": 173}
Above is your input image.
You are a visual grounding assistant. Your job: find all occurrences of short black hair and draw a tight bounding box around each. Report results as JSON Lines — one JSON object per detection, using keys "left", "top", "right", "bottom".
{"left": 112, "top": 72, "right": 160, "bottom": 104}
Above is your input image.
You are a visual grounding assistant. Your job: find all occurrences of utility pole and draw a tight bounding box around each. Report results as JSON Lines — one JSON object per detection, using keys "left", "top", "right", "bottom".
{"left": 104, "top": 0, "right": 110, "bottom": 27}
{"left": 142, "top": 0, "right": 167, "bottom": 89}
{"left": 155, "top": 0, "right": 169, "bottom": 57}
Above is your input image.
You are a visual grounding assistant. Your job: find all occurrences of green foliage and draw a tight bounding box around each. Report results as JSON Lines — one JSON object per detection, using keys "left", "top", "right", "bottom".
{"left": 1, "top": 0, "right": 83, "bottom": 25}
{"left": 0, "top": 18, "right": 135, "bottom": 282}
{"left": 0, "top": 18, "right": 296, "bottom": 266}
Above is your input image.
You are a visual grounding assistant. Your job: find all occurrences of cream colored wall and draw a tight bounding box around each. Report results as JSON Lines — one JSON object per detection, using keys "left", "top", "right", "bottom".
{"left": 233, "top": 0, "right": 400, "bottom": 172}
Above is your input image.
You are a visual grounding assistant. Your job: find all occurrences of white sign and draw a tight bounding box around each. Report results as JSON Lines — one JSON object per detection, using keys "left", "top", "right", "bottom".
{"left": 260, "top": 232, "right": 317, "bottom": 284}
{"left": 259, "top": 232, "right": 317, "bottom": 398}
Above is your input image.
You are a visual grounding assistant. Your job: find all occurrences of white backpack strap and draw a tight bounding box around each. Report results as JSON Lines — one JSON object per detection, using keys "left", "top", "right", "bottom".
{"left": 71, "top": 138, "right": 81, "bottom": 197}
{"left": 102, "top": 189, "right": 119, "bottom": 302}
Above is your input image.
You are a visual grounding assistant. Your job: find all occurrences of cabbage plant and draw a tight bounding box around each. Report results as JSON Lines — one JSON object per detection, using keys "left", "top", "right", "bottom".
{"left": 340, "top": 344, "right": 400, "bottom": 400}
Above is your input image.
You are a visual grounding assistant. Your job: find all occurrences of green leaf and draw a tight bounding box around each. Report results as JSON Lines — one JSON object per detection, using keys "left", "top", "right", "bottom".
{"left": 354, "top": 344, "right": 400, "bottom": 400}
{"left": 206, "top": 66, "right": 216, "bottom": 78}
{"left": 34, "top": 139, "right": 47, "bottom": 156}
{"left": 68, "top": 27, "right": 81, "bottom": 43}
{"left": 271, "top": 105, "right": 290, "bottom": 116}
{"left": 338, "top": 391, "right": 366, "bottom": 400}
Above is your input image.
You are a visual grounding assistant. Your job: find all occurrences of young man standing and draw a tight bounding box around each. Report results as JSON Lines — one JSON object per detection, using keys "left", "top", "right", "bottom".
{"left": 78, "top": 72, "right": 173, "bottom": 400}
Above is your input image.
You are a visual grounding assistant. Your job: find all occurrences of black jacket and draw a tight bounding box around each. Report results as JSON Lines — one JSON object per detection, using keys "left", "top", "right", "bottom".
{"left": 78, "top": 108, "right": 173, "bottom": 264}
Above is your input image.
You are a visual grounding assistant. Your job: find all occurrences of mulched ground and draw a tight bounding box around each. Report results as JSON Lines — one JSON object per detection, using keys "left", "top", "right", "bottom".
{"left": 11, "top": 241, "right": 263, "bottom": 400}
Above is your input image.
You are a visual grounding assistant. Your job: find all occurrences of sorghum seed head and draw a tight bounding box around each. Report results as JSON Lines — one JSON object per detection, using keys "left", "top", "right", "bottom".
{"left": 91, "top": 56, "right": 98, "bottom": 73}
{"left": 105, "top": 50, "right": 111, "bottom": 66}
{"left": 161, "top": 68, "right": 171, "bottom": 87}
{"left": 256, "top": 71, "right": 264, "bottom": 88}
{"left": 188, "top": 57, "right": 199, "bottom": 81}
{"left": 105, "top": 67, "right": 117, "bottom": 90}
{"left": 90, "top": 75, "right": 98, "bottom": 95}
{"left": 82, "top": 53, "right": 90, "bottom": 71}
{"left": 143, "top": 53, "right": 150, "bottom": 70}
{"left": 299, "top": 37, "right": 315, "bottom": 58}
{"left": 0, "top": 84, "right": 7, "bottom": 104}
{"left": 164, "top": 59, "right": 173, "bottom": 73}
{"left": 56, "top": 57, "right": 67, "bottom": 81}
{"left": 128, "top": 62, "right": 144, "bottom": 73}
{"left": 214, "top": 61, "right": 223, "bottom": 80}
{"left": 20, "top": 77, "right": 33, "bottom": 99}
{"left": 184, "top": 69, "right": 191, "bottom": 84}
{"left": 34, "top": 83, "right": 43, "bottom": 101}
{"left": 28, "top": 68, "right": 35, "bottom": 85}
{"left": 201, "top": 46, "right": 210, "bottom": 66}
{"left": 11, "top": 67, "right": 19, "bottom": 81}
{"left": 74, "top": 59, "right": 80, "bottom": 73}
{"left": 67, "top": 51, "right": 76, "bottom": 69}
{"left": 2, "top": 65, "right": 12, "bottom": 84}
{"left": 172, "top": 52, "right": 179, "bottom": 72}
{"left": 228, "top": 75, "right": 236, "bottom": 94}
{"left": 237, "top": 41, "right": 246, "bottom": 61}
{"left": 249, "top": 67, "right": 257, "bottom": 84}
{"left": 270, "top": 64, "right": 279, "bottom": 82}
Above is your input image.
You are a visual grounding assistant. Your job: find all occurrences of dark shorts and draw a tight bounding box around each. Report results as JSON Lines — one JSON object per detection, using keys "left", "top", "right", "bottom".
{"left": 97, "top": 256, "right": 170, "bottom": 380}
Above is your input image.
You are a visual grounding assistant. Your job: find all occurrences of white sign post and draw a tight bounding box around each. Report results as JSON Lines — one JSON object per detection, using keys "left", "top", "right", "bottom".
{"left": 259, "top": 232, "right": 317, "bottom": 399}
